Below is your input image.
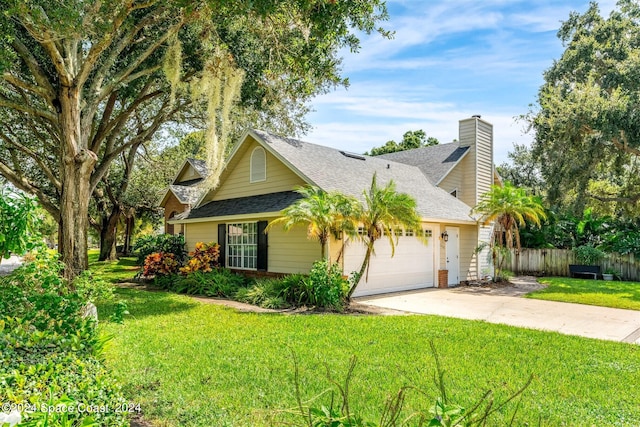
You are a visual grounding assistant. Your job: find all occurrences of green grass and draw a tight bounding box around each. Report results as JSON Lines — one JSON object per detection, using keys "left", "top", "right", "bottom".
{"left": 527, "top": 277, "right": 640, "bottom": 310}
{"left": 88, "top": 249, "right": 139, "bottom": 283}
{"left": 97, "top": 288, "right": 640, "bottom": 427}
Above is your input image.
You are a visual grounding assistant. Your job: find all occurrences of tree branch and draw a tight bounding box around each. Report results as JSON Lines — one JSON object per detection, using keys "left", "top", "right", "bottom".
{"left": 10, "top": 38, "right": 56, "bottom": 100}
{"left": 587, "top": 192, "right": 640, "bottom": 204}
{"left": 90, "top": 91, "right": 118, "bottom": 153}
{"left": 87, "top": 6, "right": 168, "bottom": 101}
{"left": 0, "top": 95, "right": 57, "bottom": 122}
{"left": 611, "top": 133, "right": 640, "bottom": 157}
{"left": 0, "top": 130, "right": 61, "bottom": 191}
{"left": 75, "top": 1, "right": 134, "bottom": 88}
{"left": 0, "top": 159, "right": 60, "bottom": 220}
{"left": 17, "top": 18, "right": 72, "bottom": 86}
{"left": 97, "top": 19, "right": 183, "bottom": 102}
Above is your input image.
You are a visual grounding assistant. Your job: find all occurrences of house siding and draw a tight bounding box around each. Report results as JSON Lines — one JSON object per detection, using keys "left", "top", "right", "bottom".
{"left": 268, "top": 224, "right": 319, "bottom": 273}
{"left": 457, "top": 117, "right": 493, "bottom": 207}
{"left": 185, "top": 219, "right": 318, "bottom": 274}
{"left": 459, "top": 224, "right": 478, "bottom": 281}
{"left": 438, "top": 223, "right": 478, "bottom": 283}
{"left": 185, "top": 222, "right": 218, "bottom": 250}
{"left": 439, "top": 153, "right": 475, "bottom": 208}
{"left": 476, "top": 120, "right": 493, "bottom": 200}
{"left": 211, "top": 138, "right": 306, "bottom": 202}
{"left": 164, "top": 193, "right": 188, "bottom": 235}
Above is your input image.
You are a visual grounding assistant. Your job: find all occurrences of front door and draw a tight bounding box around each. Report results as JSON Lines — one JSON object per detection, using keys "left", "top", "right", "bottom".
{"left": 446, "top": 226, "right": 460, "bottom": 285}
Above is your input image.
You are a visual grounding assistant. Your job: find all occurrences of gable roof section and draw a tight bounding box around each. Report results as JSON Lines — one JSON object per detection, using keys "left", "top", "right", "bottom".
{"left": 186, "top": 158, "right": 208, "bottom": 179}
{"left": 377, "top": 142, "right": 469, "bottom": 185}
{"left": 243, "top": 130, "right": 475, "bottom": 223}
{"left": 188, "top": 191, "right": 303, "bottom": 220}
{"left": 160, "top": 158, "right": 210, "bottom": 207}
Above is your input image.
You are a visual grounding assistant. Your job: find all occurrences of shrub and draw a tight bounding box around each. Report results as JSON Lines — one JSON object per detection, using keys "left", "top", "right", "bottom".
{"left": 133, "top": 234, "right": 187, "bottom": 265}
{"left": 302, "top": 260, "right": 349, "bottom": 310}
{"left": 0, "top": 250, "right": 128, "bottom": 426}
{"left": 238, "top": 278, "right": 289, "bottom": 309}
{"left": 573, "top": 245, "right": 606, "bottom": 265}
{"left": 180, "top": 242, "right": 220, "bottom": 274}
{"left": 0, "top": 188, "right": 41, "bottom": 261}
{"left": 73, "top": 270, "right": 115, "bottom": 304}
{"left": 153, "top": 273, "right": 180, "bottom": 290}
{"left": 143, "top": 252, "right": 180, "bottom": 276}
{"left": 154, "top": 269, "right": 248, "bottom": 298}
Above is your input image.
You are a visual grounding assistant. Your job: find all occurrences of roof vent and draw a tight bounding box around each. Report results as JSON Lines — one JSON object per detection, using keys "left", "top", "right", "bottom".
{"left": 340, "top": 150, "right": 366, "bottom": 160}
{"left": 472, "top": 114, "right": 481, "bottom": 118}
{"left": 387, "top": 164, "right": 390, "bottom": 169}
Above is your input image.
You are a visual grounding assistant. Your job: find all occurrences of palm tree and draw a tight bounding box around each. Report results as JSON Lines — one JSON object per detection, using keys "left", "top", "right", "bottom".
{"left": 265, "top": 186, "right": 358, "bottom": 259}
{"left": 472, "top": 182, "right": 547, "bottom": 279}
{"left": 348, "top": 173, "right": 421, "bottom": 298}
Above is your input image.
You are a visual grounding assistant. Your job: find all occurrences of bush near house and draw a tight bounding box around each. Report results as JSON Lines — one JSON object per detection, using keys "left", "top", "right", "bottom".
{"left": 153, "top": 259, "right": 349, "bottom": 311}
{"left": 133, "top": 234, "right": 187, "bottom": 265}
{"left": 0, "top": 250, "right": 128, "bottom": 426}
{"left": 180, "top": 242, "right": 220, "bottom": 274}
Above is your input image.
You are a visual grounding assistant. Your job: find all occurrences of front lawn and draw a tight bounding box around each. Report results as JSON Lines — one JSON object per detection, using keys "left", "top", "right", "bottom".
{"left": 88, "top": 249, "right": 139, "bottom": 283}
{"left": 98, "top": 288, "right": 640, "bottom": 426}
{"left": 527, "top": 277, "right": 640, "bottom": 310}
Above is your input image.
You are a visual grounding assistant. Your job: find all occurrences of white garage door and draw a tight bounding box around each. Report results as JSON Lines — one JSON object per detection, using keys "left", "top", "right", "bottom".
{"left": 344, "top": 229, "right": 435, "bottom": 297}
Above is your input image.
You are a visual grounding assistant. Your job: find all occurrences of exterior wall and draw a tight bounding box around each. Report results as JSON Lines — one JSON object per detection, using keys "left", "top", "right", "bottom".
{"left": 458, "top": 116, "right": 494, "bottom": 207}
{"left": 456, "top": 116, "right": 493, "bottom": 282}
{"left": 439, "top": 153, "right": 475, "bottom": 207}
{"left": 437, "top": 160, "right": 463, "bottom": 195}
{"left": 164, "top": 193, "right": 188, "bottom": 235}
{"left": 176, "top": 164, "right": 200, "bottom": 183}
{"left": 184, "top": 222, "right": 218, "bottom": 250}
{"left": 211, "top": 138, "right": 306, "bottom": 201}
{"left": 476, "top": 120, "right": 494, "bottom": 199}
{"left": 184, "top": 218, "right": 318, "bottom": 275}
{"left": 459, "top": 224, "right": 479, "bottom": 281}
{"left": 438, "top": 223, "right": 478, "bottom": 282}
{"left": 267, "top": 224, "right": 319, "bottom": 274}
{"left": 477, "top": 224, "right": 494, "bottom": 278}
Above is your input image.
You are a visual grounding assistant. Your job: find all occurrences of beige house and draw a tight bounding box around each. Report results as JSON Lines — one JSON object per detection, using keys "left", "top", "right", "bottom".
{"left": 167, "top": 116, "right": 499, "bottom": 297}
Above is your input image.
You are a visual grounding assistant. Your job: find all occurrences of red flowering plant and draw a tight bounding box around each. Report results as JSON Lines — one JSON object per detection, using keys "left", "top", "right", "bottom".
{"left": 143, "top": 252, "right": 180, "bottom": 277}
{"left": 180, "top": 242, "right": 220, "bottom": 274}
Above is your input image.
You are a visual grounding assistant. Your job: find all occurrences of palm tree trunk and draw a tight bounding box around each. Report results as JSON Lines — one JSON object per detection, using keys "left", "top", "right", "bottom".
{"left": 347, "top": 241, "right": 374, "bottom": 299}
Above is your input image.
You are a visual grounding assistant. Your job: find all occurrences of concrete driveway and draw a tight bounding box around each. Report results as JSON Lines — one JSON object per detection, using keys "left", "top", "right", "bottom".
{"left": 355, "top": 281, "right": 640, "bottom": 344}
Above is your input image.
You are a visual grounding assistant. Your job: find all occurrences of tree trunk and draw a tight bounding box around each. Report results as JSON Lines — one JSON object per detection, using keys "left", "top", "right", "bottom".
{"left": 98, "top": 205, "right": 121, "bottom": 261}
{"left": 58, "top": 86, "right": 97, "bottom": 280}
{"left": 123, "top": 211, "right": 134, "bottom": 255}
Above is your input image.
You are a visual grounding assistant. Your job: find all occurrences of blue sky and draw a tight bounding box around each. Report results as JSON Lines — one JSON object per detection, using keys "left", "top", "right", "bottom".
{"left": 305, "top": 0, "right": 617, "bottom": 164}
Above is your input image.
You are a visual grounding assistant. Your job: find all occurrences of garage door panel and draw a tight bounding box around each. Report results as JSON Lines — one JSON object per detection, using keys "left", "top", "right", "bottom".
{"left": 344, "top": 235, "right": 434, "bottom": 297}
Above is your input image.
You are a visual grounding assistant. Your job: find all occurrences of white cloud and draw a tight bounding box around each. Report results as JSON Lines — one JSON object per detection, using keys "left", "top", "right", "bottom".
{"left": 304, "top": 1, "right": 620, "bottom": 166}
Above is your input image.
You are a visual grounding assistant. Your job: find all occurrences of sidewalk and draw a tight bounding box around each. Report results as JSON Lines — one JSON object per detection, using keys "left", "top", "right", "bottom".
{"left": 356, "top": 283, "right": 640, "bottom": 344}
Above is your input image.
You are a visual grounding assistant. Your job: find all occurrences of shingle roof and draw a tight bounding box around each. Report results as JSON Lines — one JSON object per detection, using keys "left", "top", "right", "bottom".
{"left": 169, "top": 184, "right": 203, "bottom": 205}
{"left": 251, "top": 130, "right": 475, "bottom": 223}
{"left": 377, "top": 143, "right": 469, "bottom": 184}
{"left": 188, "top": 191, "right": 303, "bottom": 219}
{"left": 187, "top": 158, "right": 208, "bottom": 178}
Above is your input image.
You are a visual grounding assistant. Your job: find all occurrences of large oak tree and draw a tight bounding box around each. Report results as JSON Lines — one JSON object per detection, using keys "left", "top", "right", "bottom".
{"left": 0, "top": 0, "right": 388, "bottom": 278}
{"left": 529, "top": 0, "right": 640, "bottom": 215}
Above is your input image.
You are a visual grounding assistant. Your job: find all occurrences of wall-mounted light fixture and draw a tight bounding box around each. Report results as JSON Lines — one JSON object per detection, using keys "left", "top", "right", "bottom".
{"left": 441, "top": 231, "right": 449, "bottom": 242}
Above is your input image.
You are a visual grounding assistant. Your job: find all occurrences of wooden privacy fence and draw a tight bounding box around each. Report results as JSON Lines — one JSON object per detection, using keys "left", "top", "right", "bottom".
{"left": 503, "top": 249, "right": 640, "bottom": 281}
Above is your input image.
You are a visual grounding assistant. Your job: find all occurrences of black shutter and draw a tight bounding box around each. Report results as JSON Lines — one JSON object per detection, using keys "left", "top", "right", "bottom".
{"left": 218, "top": 223, "right": 226, "bottom": 268}
{"left": 257, "top": 220, "right": 268, "bottom": 271}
